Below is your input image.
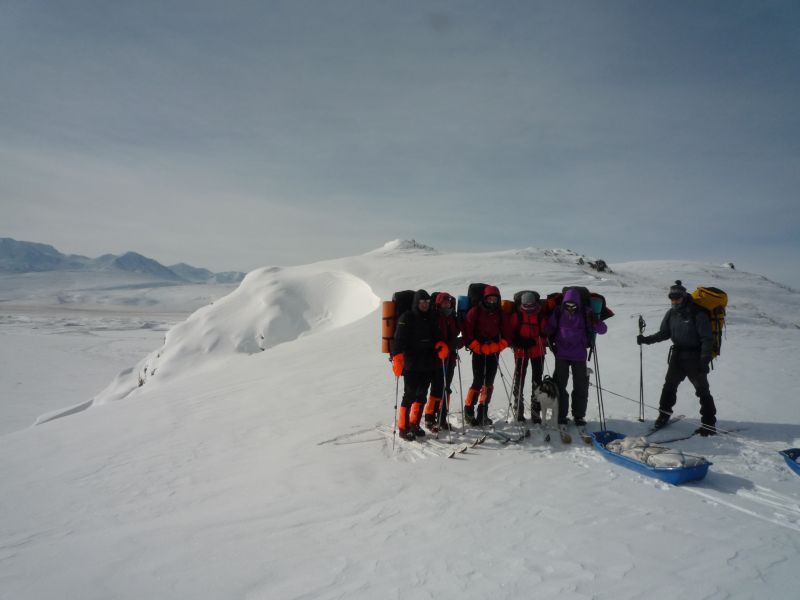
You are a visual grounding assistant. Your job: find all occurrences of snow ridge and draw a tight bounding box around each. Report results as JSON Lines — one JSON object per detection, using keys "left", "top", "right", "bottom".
{"left": 367, "top": 239, "right": 438, "bottom": 254}
{"left": 93, "top": 266, "right": 380, "bottom": 404}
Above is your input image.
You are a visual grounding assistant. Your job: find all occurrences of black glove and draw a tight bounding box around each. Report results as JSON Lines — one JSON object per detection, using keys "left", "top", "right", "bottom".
{"left": 700, "top": 356, "right": 712, "bottom": 374}
{"left": 636, "top": 334, "right": 646, "bottom": 345}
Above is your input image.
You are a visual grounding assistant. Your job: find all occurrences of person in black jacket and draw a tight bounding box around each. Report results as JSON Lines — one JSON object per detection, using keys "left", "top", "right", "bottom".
{"left": 637, "top": 281, "right": 718, "bottom": 436}
{"left": 392, "top": 290, "right": 443, "bottom": 441}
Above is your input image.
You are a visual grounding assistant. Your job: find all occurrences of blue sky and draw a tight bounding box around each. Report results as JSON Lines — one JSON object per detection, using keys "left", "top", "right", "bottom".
{"left": 2, "top": 1, "right": 799, "bottom": 287}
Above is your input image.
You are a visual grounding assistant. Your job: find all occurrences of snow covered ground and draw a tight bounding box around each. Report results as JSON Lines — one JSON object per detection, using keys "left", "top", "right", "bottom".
{"left": 0, "top": 273, "right": 238, "bottom": 434}
{"left": 1, "top": 243, "right": 799, "bottom": 599}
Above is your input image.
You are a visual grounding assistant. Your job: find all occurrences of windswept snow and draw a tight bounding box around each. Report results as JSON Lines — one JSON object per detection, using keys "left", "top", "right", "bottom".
{"left": 94, "top": 266, "right": 380, "bottom": 404}
{"left": 368, "top": 238, "right": 438, "bottom": 254}
{"left": 1, "top": 243, "right": 799, "bottom": 599}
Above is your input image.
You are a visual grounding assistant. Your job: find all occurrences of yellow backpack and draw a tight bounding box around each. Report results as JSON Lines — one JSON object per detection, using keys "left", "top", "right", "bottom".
{"left": 691, "top": 287, "right": 727, "bottom": 358}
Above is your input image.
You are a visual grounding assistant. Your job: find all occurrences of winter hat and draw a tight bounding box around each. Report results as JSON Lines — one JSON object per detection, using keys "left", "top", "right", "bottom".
{"left": 520, "top": 291, "right": 539, "bottom": 306}
{"left": 563, "top": 288, "right": 582, "bottom": 307}
{"left": 483, "top": 285, "right": 500, "bottom": 299}
{"left": 412, "top": 289, "right": 431, "bottom": 311}
{"left": 668, "top": 280, "right": 687, "bottom": 300}
{"left": 435, "top": 292, "right": 453, "bottom": 306}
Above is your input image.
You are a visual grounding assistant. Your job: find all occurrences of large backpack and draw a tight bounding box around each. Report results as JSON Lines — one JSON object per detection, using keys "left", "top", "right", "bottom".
{"left": 457, "top": 282, "right": 488, "bottom": 322}
{"left": 467, "top": 283, "right": 488, "bottom": 310}
{"left": 513, "top": 290, "right": 540, "bottom": 307}
{"left": 547, "top": 287, "right": 614, "bottom": 355}
{"left": 546, "top": 288, "right": 614, "bottom": 320}
{"left": 691, "top": 287, "right": 727, "bottom": 358}
{"left": 381, "top": 290, "right": 416, "bottom": 354}
{"left": 562, "top": 285, "right": 591, "bottom": 309}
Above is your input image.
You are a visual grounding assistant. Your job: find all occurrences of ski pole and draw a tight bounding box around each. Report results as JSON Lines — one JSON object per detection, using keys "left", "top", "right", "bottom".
{"left": 515, "top": 353, "right": 525, "bottom": 422}
{"left": 456, "top": 350, "right": 465, "bottom": 432}
{"left": 497, "top": 354, "right": 514, "bottom": 423}
{"left": 592, "top": 341, "right": 607, "bottom": 431}
{"left": 392, "top": 374, "right": 399, "bottom": 451}
{"left": 498, "top": 354, "right": 526, "bottom": 437}
{"left": 638, "top": 315, "right": 646, "bottom": 422}
{"left": 440, "top": 357, "right": 453, "bottom": 444}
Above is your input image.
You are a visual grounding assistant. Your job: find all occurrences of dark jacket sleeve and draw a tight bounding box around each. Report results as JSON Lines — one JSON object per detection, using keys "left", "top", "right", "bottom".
{"left": 645, "top": 310, "right": 671, "bottom": 344}
{"left": 393, "top": 312, "right": 413, "bottom": 355}
{"left": 695, "top": 310, "right": 714, "bottom": 359}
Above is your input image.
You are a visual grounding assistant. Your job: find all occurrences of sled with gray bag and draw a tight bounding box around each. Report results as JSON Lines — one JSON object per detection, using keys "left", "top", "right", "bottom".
{"left": 591, "top": 431, "right": 711, "bottom": 485}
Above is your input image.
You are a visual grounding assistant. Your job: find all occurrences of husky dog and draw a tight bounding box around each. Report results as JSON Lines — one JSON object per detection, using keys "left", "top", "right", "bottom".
{"left": 532, "top": 375, "right": 560, "bottom": 435}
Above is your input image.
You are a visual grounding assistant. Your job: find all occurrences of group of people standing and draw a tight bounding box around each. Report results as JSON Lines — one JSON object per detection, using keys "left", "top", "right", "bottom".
{"left": 391, "top": 285, "right": 607, "bottom": 441}
{"left": 391, "top": 280, "right": 719, "bottom": 441}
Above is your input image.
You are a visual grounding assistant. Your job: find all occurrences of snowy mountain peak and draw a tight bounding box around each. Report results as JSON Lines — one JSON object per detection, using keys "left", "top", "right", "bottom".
{"left": 0, "top": 237, "right": 87, "bottom": 272}
{"left": 106, "top": 252, "right": 184, "bottom": 281}
{"left": 0, "top": 237, "right": 244, "bottom": 283}
{"left": 368, "top": 239, "right": 437, "bottom": 254}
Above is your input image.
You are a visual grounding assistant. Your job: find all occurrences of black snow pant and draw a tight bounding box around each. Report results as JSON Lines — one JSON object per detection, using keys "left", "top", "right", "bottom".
{"left": 553, "top": 358, "right": 589, "bottom": 424}
{"left": 658, "top": 350, "right": 716, "bottom": 425}
{"left": 402, "top": 370, "right": 435, "bottom": 410}
{"left": 512, "top": 354, "right": 544, "bottom": 418}
{"left": 428, "top": 355, "right": 456, "bottom": 424}
{"left": 470, "top": 352, "right": 499, "bottom": 392}
{"left": 429, "top": 355, "right": 456, "bottom": 401}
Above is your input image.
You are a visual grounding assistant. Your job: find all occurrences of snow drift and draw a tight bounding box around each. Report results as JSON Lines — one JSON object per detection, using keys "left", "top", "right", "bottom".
{"left": 94, "top": 265, "right": 380, "bottom": 404}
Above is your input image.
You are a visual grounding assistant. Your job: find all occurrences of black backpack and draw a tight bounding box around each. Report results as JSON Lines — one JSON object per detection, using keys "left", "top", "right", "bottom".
{"left": 392, "top": 290, "right": 416, "bottom": 319}
{"left": 389, "top": 290, "right": 416, "bottom": 356}
{"left": 467, "top": 283, "right": 488, "bottom": 311}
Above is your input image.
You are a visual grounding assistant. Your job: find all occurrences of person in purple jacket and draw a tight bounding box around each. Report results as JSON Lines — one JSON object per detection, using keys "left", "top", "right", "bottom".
{"left": 543, "top": 288, "right": 608, "bottom": 426}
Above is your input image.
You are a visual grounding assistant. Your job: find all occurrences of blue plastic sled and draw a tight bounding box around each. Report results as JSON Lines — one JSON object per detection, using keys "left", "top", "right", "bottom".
{"left": 779, "top": 448, "right": 800, "bottom": 476}
{"left": 591, "top": 430, "right": 712, "bottom": 485}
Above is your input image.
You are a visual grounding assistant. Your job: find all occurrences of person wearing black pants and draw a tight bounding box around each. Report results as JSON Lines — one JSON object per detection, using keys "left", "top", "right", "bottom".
{"left": 509, "top": 291, "right": 547, "bottom": 422}
{"left": 658, "top": 349, "right": 715, "bottom": 426}
{"left": 552, "top": 359, "right": 589, "bottom": 424}
{"left": 638, "top": 280, "right": 717, "bottom": 436}
{"left": 462, "top": 285, "right": 510, "bottom": 426}
{"left": 392, "top": 290, "right": 442, "bottom": 440}
{"left": 425, "top": 293, "right": 461, "bottom": 430}
{"left": 542, "top": 288, "right": 607, "bottom": 426}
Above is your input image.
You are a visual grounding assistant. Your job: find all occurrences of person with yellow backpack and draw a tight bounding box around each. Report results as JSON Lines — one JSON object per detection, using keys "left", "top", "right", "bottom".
{"left": 637, "top": 281, "right": 720, "bottom": 436}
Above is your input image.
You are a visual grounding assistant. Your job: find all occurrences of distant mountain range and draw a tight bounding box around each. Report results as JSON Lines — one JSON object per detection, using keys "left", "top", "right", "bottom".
{"left": 0, "top": 238, "right": 245, "bottom": 284}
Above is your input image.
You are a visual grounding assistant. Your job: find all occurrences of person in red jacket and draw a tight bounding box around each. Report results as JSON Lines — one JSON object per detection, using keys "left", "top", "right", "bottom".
{"left": 509, "top": 291, "right": 547, "bottom": 423}
{"left": 424, "top": 292, "right": 461, "bottom": 431}
{"left": 462, "top": 285, "right": 511, "bottom": 426}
